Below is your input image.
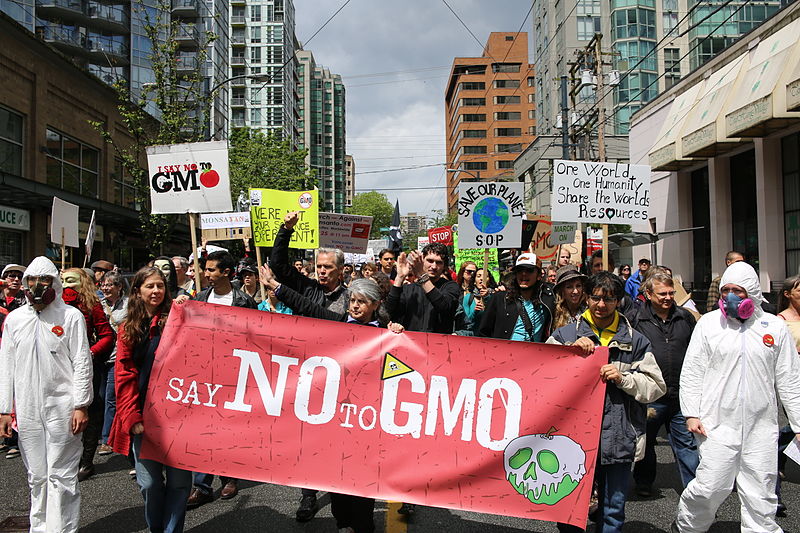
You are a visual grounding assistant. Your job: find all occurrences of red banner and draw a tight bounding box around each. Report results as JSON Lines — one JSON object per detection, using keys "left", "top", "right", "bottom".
{"left": 141, "top": 302, "right": 607, "bottom": 528}
{"left": 427, "top": 225, "right": 454, "bottom": 246}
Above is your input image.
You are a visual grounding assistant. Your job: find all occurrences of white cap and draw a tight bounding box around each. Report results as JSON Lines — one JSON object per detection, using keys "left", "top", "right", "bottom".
{"left": 513, "top": 253, "right": 539, "bottom": 270}
{"left": 1, "top": 264, "right": 25, "bottom": 277}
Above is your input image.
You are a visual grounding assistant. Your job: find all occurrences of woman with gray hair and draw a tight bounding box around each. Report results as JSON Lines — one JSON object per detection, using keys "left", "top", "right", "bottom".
{"left": 259, "top": 263, "right": 402, "bottom": 533}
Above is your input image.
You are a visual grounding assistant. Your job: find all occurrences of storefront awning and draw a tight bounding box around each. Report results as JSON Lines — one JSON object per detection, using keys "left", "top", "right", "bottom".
{"left": 725, "top": 18, "right": 800, "bottom": 137}
{"left": 786, "top": 52, "right": 800, "bottom": 111}
{"left": 681, "top": 54, "right": 749, "bottom": 157}
{"left": 647, "top": 81, "right": 706, "bottom": 171}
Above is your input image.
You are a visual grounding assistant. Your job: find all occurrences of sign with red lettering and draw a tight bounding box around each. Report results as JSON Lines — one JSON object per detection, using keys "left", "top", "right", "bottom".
{"left": 427, "top": 225, "right": 454, "bottom": 246}
{"left": 141, "top": 302, "right": 607, "bottom": 528}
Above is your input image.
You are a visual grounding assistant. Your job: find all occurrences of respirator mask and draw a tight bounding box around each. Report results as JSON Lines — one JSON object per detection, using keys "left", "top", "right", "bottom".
{"left": 25, "top": 277, "right": 56, "bottom": 306}
{"left": 719, "top": 291, "right": 755, "bottom": 321}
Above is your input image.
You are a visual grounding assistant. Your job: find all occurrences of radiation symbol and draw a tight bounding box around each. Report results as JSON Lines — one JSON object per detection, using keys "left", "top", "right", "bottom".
{"left": 381, "top": 353, "right": 414, "bottom": 380}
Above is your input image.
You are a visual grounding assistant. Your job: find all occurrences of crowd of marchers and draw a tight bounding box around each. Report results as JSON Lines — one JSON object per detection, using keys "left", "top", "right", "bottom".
{"left": 1, "top": 212, "right": 800, "bottom": 533}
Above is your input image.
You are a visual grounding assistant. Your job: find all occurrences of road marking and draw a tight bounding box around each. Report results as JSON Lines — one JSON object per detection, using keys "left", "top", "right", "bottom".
{"left": 385, "top": 501, "right": 408, "bottom": 533}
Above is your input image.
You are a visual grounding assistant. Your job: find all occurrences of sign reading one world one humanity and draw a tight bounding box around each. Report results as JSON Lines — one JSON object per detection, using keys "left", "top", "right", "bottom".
{"left": 551, "top": 160, "right": 651, "bottom": 225}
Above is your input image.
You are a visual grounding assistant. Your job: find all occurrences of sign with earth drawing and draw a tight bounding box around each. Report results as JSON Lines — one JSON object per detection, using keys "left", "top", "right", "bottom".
{"left": 457, "top": 182, "right": 526, "bottom": 249}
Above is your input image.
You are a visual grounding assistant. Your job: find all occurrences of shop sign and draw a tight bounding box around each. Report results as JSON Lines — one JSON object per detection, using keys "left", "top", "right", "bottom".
{"left": 0, "top": 205, "right": 30, "bottom": 231}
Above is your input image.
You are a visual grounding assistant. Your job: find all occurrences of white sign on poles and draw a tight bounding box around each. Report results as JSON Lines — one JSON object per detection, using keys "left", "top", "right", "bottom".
{"left": 200, "top": 212, "right": 251, "bottom": 230}
{"left": 146, "top": 141, "right": 232, "bottom": 214}
{"left": 50, "top": 197, "right": 79, "bottom": 248}
{"left": 318, "top": 212, "right": 373, "bottom": 254}
{"left": 456, "top": 182, "right": 525, "bottom": 249}
{"left": 550, "top": 222, "right": 578, "bottom": 246}
{"left": 551, "top": 160, "right": 651, "bottom": 225}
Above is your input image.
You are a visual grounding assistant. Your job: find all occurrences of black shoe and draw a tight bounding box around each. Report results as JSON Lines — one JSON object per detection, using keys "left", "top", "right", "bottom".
{"left": 398, "top": 503, "right": 416, "bottom": 515}
{"left": 778, "top": 498, "right": 788, "bottom": 517}
{"left": 187, "top": 488, "right": 213, "bottom": 509}
{"left": 670, "top": 521, "right": 680, "bottom": 533}
{"left": 295, "top": 494, "right": 318, "bottom": 522}
{"left": 77, "top": 465, "right": 95, "bottom": 482}
{"left": 635, "top": 484, "right": 652, "bottom": 498}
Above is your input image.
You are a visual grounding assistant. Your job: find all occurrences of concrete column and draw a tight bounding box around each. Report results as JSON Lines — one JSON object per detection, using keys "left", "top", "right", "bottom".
{"left": 708, "top": 156, "right": 732, "bottom": 279}
{"left": 755, "top": 136, "right": 785, "bottom": 291}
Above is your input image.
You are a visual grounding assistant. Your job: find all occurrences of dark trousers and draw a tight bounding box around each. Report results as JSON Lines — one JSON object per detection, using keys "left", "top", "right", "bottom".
{"left": 80, "top": 361, "right": 104, "bottom": 468}
{"left": 330, "top": 492, "right": 375, "bottom": 533}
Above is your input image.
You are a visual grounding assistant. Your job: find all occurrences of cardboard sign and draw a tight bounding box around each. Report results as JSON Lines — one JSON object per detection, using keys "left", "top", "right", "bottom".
{"left": 428, "top": 226, "right": 454, "bottom": 246}
{"left": 520, "top": 219, "right": 538, "bottom": 251}
{"left": 146, "top": 141, "right": 232, "bottom": 214}
{"left": 551, "top": 160, "right": 650, "bottom": 225}
{"left": 457, "top": 182, "right": 525, "bottom": 248}
{"left": 453, "top": 232, "right": 499, "bottom": 277}
{"left": 551, "top": 222, "right": 578, "bottom": 246}
{"left": 249, "top": 189, "right": 319, "bottom": 249}
{"left": 141, "top": 301, "right": 607, "bottom": 528}
{"left": 50, "top": 197, "right": 79, "bottom": 248}
{"left": 528, "top": 216, "right": 559, "bottom": 261}
{"left": 319, "top": 212, "right": 373, "bottom": 254}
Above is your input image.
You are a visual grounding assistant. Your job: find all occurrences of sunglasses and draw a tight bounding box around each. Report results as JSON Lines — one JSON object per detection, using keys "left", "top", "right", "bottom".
{"left": 465, "top": 270, "right": 477, "bottom": 274}
{"left": 4, "top": 272, "right": 22, "bottom": 279}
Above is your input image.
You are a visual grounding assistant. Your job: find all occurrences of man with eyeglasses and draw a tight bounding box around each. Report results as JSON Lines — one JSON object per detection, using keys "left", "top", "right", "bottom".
{"left": 630, "top": 268, "right": 698, "bottom": 498}
{"left": 548, "top": 271, "right": 665, "bottom": 533}
{"left": 1, "top": 264, "right": 27, "bottom": 314}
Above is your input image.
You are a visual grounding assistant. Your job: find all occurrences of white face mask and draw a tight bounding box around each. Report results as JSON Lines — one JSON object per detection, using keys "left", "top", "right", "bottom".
{"left": 154, "top": 260, "right": 172, "bottom": 280}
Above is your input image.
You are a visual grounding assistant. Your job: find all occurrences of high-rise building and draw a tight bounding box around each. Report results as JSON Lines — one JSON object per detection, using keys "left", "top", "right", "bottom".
{"left": 400, "top": 212, "right": 428, "bottom": 236}
{"left": 297, "top": 49, "right": 347, "bottom": 212}
{"left": 345, "top": 154, "right": 355, "bottom": 208}
{"left": 229, "top": 0, "right": 299, "bottom": 143}
{"left": 444, "top": 32, "right": 536, "bottom": 213}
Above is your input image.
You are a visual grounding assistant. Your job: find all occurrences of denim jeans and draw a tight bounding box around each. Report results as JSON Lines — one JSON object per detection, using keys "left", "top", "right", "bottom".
{"left": 99, "top": 363, "right": 116, "bottom": 443}
{"left": 193, "top": 472, "right": 237, "bottom": 495}
{"left": 633, "top": 399, "right": 699, "bottom": 489}
{"left": 132, "top": 435, "right": 192, "bottom": 533}
{"left": 557, "top": 462, "right": 631, "bottom": 533}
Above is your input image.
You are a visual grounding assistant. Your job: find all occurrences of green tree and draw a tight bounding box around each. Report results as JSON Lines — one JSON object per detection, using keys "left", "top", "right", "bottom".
{"left": 229, "top": 127, "right": 314, "bottom": 199}
{"left": 347, "top": 192, "right": 393, "bottom": 238}
{"left": 90, "top": 0, "right": 215, "bottom": 254}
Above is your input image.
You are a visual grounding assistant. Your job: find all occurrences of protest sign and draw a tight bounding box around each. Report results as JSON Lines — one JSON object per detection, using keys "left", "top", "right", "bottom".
{"left": 454, "top": 232, "right": 499, "bottom": 276}
{"left": 319, "top": 212, "right": 373, "bottom": 254}
{"left": 50, "top": 197, "right": 79, "bottom": 248}
{"left": 344, "top": 248, "right": 375, "bottom": 265}
{"left": 457, "top": 182, "right": 525, "bottom": 248}
{"left": 249, "top": 189, "right": 319, "bottom": 248}
{"left": 200, "top": 212, "right": 252, "bottom": 240}
{"left": 417, "top": 236, "right": 430, "bottom": 249}
{"left": 84, "top": 210, "right": 96, "bottom": 261}
{"left": 527, "top": 216, "right": 559, "bottom": 262}
{"left": 146, "top": 141, "right": 232, "bottom": 214}
{"left": 142, "top": 301, "right": 606, "bottom": 528}
{"left": 369, "top": 238, "right": 389, "bottom": 252}
{"left": 551, "top": 160, "right": 651, "bottom": 225}
{"left": 551, "top": 222, "right": 578, "bottom": 246}
{"left": 428, "top": 225, "right": 454, "bottom": 246}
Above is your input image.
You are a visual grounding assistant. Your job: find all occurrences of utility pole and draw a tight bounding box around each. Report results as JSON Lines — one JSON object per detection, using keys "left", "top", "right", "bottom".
{"left": 560, "top": 75, "right": 570, "bottom": 161}
{"left": 593, "top": 33, "right": 609, "bottom": 271}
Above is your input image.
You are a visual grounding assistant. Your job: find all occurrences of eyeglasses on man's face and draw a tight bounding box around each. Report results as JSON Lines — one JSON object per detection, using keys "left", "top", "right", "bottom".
{"left": 588, "top": 295, "right": 618, "bottom": 304}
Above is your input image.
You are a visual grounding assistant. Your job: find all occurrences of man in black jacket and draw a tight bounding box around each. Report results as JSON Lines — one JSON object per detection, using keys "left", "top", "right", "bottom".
{"left": 478, "top": 253, "right": 555, "bottom": 341}
{"left": 188, "top": 251, "right": 256, "bottom": 508}
{"left": 631, "top": 268, "right": 698, "bottom": 498}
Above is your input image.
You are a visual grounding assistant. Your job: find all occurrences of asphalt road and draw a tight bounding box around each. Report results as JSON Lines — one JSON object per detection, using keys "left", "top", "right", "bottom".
{"left": 2, "top": 436, "right": 800, "bottom": 532}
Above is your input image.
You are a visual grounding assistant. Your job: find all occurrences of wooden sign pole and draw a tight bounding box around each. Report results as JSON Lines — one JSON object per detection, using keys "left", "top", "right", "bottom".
{"left": 61, "top": 227, "right": 66, "bottom": 271}
{"left": 482, "top": 248, "right": 489, "bottom": 285}
{"left": 602, "top": 224, "right": 609, "bottom": 272}
{"left": 254, "top": 243, "right": 266, "bottom": 303}
{"left": 189, "top": 213, "right": 202, "bottom": 292}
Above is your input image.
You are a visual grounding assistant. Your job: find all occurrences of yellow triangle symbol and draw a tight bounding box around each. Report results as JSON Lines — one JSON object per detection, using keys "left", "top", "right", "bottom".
{"left": 382, "top": 352, "right": 414, "bottom": 380}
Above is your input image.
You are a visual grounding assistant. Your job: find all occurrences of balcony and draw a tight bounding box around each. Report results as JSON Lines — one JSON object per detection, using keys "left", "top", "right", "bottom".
{"left": 36, "top": 24, "right": 84, "bottom": 54}
{"left": 171, "top": 0, "right": 198, "bottom": 18}
{"left": 231, "top": 97, "right": 246, "bottom": 107}
{"left": 86, "top": 37, "right": 130, "bottom": 65}
{"left": 231, "top": 55, "right": 246, "bottom": 66}
{"left": 87, "top": 3, "right": 130, "bottom": 33}
{"left": 174, "top": 24, "right": 199, "bottom": 47}
{"left": 231, "top": 15, "right": 246, "bottom": 25}
{"left": 231, "top": 33, "right": 245, "bottom": 46}
{"left": 35, "top": 0, "right": 84, "bottom": 22}
{"left": 175, "top": 54, "right": 198, "bottom": 72}
{"left": 232, "top": 118, "right": 246, "bottom": 128}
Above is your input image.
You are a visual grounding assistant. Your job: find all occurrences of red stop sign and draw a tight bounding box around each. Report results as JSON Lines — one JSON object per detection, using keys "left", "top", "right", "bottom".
{"left": 427, "top": 226, "right": 453, "bottom": 245}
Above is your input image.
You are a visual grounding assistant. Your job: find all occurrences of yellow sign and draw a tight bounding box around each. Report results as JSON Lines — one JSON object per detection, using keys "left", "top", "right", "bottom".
{"left": 249, "top": 188, "right": 319, "bottom": 248}
{"left": 381, "top": 353, "right": 414, "bottom": 380}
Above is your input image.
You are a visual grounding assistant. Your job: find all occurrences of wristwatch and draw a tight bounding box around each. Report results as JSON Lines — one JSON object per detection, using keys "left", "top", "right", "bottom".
{"left": 416, "top": 274, "right": 430, "bottom": 285}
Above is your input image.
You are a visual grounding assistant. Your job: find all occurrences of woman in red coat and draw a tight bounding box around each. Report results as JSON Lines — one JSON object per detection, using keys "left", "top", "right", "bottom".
{"left": 109, "top": 267, "right": 191, "bottom": 533}
{"left": 61, "top": 267, "right": 114, "bottom": 480}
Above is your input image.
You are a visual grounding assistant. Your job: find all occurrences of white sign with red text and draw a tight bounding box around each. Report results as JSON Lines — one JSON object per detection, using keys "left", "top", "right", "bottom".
{"left": 319, "top": 212, "right": 373, "bottom": 254}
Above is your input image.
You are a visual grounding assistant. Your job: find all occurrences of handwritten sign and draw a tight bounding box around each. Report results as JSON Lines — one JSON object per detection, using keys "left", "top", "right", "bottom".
{"left": 453, "top": 232, "right": 499, "bottom": 276}
{"left": 319, "top": 213, "right": 373, "bottom": 254}
{"left": 457, "top": 182, "right": 525, "bottom": 248}
{"left": 250, "top": 189, "right": 319, "bottom": 249}
{"left": 551, "top": 222, "right": 578, "bottom": 246}
{"left": 551, "top": 160, "right": 650, "bottom": 225}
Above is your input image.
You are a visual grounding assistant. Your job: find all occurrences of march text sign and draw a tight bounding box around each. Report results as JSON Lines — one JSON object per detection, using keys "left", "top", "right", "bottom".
{"left": 146, "top": 141, "right": 232, "bottom": 214}
{"left": 318, "top": 212, "right": 373, "bottom": 254}
{"left": 457, "top": 182, "right": 525, "bottom": 248}
{"left": 249, "top": 189, "right": 319, "bottom": 248}
{"left": 551, "top": 160, "right": 650, "bottom": 224}
{"left": 141, "top": 302, "right": 606, "bottom": 528}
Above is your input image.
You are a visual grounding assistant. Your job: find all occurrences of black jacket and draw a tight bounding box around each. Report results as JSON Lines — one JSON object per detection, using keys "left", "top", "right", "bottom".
{"left": 195, "top": 287, "right": 258, "bottom": 309}
{"left": 385, "top": 277, "right": 460, "bottom": 334}
{"left": 631, "top": 302, "right": 696, "bottom": 402}
{"left": 477, "top": 282, "right": 556, "bottom": 340}
{"left": 269, "top": 226, "right": 348, "bottom": 316}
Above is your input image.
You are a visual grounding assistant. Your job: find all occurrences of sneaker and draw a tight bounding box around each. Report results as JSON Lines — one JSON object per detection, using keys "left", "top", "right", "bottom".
{"left": 0, "top": 443, "right": 8, "bottom": 452}
{"left": 398, "top": 503, "right": 416, "bottom": 515}
{"left": 97, "top": 444, "right": 113, "bottom": 456}
{"left": 129, "top": 469, "right": 137, "bottom": 477}
{"left": 295, "top": 494, "right": 318, "bottom": 522}
{"left": 5, "top": 447, "right": 20, "bottom": 459}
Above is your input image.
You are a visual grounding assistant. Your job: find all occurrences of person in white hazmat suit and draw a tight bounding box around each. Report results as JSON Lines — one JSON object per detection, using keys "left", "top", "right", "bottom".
{"left": 0, "top": 256, "right": 93, "bottom": 533}
{"left": 673, "top": 261, "right": 800, "bottom": 533}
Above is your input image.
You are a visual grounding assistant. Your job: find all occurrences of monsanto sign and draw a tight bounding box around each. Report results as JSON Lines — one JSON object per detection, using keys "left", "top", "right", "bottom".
{"left": 146, "top": 141, "right": 232, "bottom": 214}
{"left": 427, "top": 225, "right": 453, "bottom": 246}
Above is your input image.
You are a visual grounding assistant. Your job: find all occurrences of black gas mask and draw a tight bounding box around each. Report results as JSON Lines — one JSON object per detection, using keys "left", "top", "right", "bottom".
{"left": 25, "top": 276, "right": 56, "bottom": 306}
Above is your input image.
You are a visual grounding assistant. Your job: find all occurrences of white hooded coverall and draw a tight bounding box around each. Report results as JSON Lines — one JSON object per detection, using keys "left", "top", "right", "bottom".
{"left": 0, "top": 257, "right": 93, "bottom": 533}
{"left": 675, "top": 262, "right": 800, "bottom": 532}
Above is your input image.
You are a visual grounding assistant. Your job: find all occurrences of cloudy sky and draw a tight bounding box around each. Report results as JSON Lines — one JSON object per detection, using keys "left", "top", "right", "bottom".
{"left": 294, "top": 0, "right": 532, "bottom": 218}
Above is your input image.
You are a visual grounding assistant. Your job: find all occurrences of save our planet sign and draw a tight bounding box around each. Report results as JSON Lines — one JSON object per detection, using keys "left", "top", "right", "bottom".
{"left": 457, "top": 182, "right": 526, "bottom": 249}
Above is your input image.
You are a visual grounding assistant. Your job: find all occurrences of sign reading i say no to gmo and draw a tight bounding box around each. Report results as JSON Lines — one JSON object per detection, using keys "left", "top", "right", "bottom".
{"left": 457, "top": 182, "right": 525, "bottom": 249}
{"left": 551, "top": 160, "right": 651, "bottom": 225}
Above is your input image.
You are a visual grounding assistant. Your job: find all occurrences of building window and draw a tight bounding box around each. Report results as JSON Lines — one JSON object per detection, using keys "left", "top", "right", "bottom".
{"left": 492, "top": 63, "right": 521, "bottom": 73}
{"left": 494, "top": 95, "right": 520, "bottom": 104}
{"left": 112, "top": 158, "right": 137, "bottom": 210}
{"left": 664, "top": 47, "right": 681, "bottom": 89}
{"left": 461, "top": 145, "right": 487, "bottom": 154}
{"left": 577, "top": 16, "right": 601, "bottom": 40}
{"left": 251, "top": 46, "right": 261, "bottom": 63}
{"left": 612, "top": 7, "right": 656, "bottom": 40}
{"left": 494, "top": 79, "right": 520, "bottom": 88}
{"left": 496, "top": 143, "right": 522, "bottom": 153}
{"left": 0, "top": 106, "right": 23, "bottom": 176}
{"left": 250, "top": 5, "right": 261, "bottom": 22}
{"left": 460, "top": 81, "right": 485, "bottom": 91}
{"left": 45, "top": 129, "right": 99, "bottom": 198}
{"left": 496, "top": 160, "right": 514, "bottom": 169}
{"left": 528, "top": 76, "right": 535, "bottom": 87}
{"left": 460, "top": 114, "right": 486, "bottom": 122}
{"left": 495, "top": 128, "right": 522, "bottom": 137}
{"left": 495, "top": 112, "right": 521, "bottom": 120}
{"left": 462, "top": 162, "right": 487, "bottom": 171}
{"left": 250, "top": 26, "right": 261, "bottom": 43}
{"left": 577, "top": 0, "right": 601, "bottom": 15}
{"left": 459, "top": 130, "right": 486, "bottom": 139}
{"left": 663, "top": 11, "right": 678, "bottom": 35}
{"left": 461, "top": 97, "right": 486, "bottom": 106}
{"left": 784, "top": 133, "right": 800, "bottom": 275}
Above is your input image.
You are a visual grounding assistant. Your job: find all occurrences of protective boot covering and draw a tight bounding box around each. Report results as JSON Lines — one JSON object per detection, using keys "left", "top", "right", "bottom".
{"left": 0, "top": 256, "right": 93, "bottom": 533}
{"left": 675, "top": 262, "right": 800, "bottom": 532}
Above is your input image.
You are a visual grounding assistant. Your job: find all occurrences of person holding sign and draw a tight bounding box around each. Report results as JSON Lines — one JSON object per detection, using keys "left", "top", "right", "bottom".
{"left": 478, "top": 253, "right": 555, "bottom": 342}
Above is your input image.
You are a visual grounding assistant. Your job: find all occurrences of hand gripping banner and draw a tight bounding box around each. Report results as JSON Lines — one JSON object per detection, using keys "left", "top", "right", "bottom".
{"left": 141, "top": 302, "right": 607, "bottom": 528}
